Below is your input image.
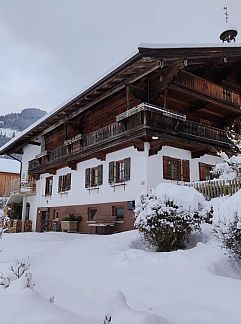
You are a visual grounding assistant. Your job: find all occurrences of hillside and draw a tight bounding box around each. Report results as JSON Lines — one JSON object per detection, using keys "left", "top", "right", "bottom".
{"left": 0, "top": 227, "right": 240, "bottom": 324}
{"left": 0, "top": 108, "right": 47, "bottom": 147}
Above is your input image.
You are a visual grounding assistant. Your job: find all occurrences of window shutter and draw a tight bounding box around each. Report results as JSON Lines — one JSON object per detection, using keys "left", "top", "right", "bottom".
{"left": 109, "top": 162, "right": 115, "bottom": 184}
{"left": 67, "top": 173, "right": 71, "bottom": 190}
{"left": 124, "top": 158, "right": 131, "bottom": 181}
{"left": 98, "top": 165, "right": 103, "bottom": 185}
{"left": 177, "top": 159, "right": 182, "bottom": 181}
{"left": 182, "top": 160, "right": 190, "bottom": 182}
{"left": 85, "top": 168, "right": 91, "bottom": 188}
{"left": 163, "top": 156, "right": 170, "bottom": 179}
{"left": 58, "top": 176, "right": 62, "bottom": 192}
{"left": 199, "top": 162, "right": 207, "bottom": 181}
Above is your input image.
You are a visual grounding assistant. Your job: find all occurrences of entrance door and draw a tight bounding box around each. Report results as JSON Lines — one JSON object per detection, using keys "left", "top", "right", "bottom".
{"left": 40, "top": 210, "right": 50, "bottom": 232}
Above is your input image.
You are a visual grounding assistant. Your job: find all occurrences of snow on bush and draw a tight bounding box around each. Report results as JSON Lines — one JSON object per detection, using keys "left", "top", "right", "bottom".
{"left": 0, "top": 212, "right": 10, "bottom": 239}
{"left": 135, "top": 183, "right": 208, "bottom": 252}
{"left": 212, "top": 151, "right": 241, "bottom": 180}
{"left": 0, "top": 258, "right": 34, "bottom": 290}
{"left": 104, "top": 291, "right": 169, "bottom": 324}
{"left": 214, "top": 189, "right": 241, "bottom": 261}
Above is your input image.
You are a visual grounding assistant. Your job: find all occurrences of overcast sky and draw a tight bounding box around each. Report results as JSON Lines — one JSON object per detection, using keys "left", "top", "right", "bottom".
{"left": 0, "top": 0, "right": 240, "bottom": 115}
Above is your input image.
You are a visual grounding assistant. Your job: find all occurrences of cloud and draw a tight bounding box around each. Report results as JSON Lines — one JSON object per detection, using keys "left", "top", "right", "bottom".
{"left": 0, "top": 0, "right": 240, "bottom": 114}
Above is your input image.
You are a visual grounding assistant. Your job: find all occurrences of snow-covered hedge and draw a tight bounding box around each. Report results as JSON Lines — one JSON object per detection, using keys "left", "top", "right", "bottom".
{"left": 214, "top": 189, "right": 241, "bottom": 261}
{"left": 135, "top": 183, "right": 208, "bottom": 252}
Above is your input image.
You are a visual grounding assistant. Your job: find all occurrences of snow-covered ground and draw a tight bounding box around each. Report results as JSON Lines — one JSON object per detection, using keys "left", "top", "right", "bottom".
{"left": 0, "top": 225, "right": 241, "bottom": 324}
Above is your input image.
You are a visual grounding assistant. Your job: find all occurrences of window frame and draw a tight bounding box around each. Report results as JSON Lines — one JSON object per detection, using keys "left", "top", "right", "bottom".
{"left": 45, "top": 176, "right": 53, "bottom": 196}
{"left": 85, "top": 165, "right": 103, "bottom": 188}
{"left": 58, "top": 173, "right": 71, "bottom": 192}
{"left": 88, "top": 207, "right": 97, "bottom": 221}
{"left": 109, "top": 158, "right": 131, "bottom": 184}
{"left": 163, "top": 156, "right": 190, "bottom": 182}
{"left": 112, "top": 206, "right": 125, "bottom": 219}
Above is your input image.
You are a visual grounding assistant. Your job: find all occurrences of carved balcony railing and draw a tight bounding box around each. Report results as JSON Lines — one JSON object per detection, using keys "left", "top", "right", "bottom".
{"left": 28, "top": 103, "right": 230, "bottom": 173}
{"left": 174, "top": 70, "right": 241, "bottom": 106}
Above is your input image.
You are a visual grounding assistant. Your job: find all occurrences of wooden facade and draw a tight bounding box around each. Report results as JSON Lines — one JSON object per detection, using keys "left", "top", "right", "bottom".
{"left": 0, "top": 172, "right": 19, "bottom": 197}
{"left": 1, "top": 46, "right": 241, "bottom": 233}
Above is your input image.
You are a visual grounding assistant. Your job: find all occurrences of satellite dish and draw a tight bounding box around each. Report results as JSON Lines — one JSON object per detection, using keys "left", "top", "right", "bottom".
{"left": 219, "top": 6, "right": 238, "bottom": 43}
{"left": 220, "top": 29, "right": 238, "bottom": 42}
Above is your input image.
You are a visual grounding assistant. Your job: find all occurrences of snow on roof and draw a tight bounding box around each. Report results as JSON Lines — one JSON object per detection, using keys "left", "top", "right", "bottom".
{"left": 1, "top": 43, "right": 241, "bottom": 154}
{"left": 139, "top": 42, "right": 241, "bottom": 49}
{"left": 0, "top": 50, "right": 139, "bottom": 154}
{"left": 0, "top": 158, "right": 20, "bottom": 174}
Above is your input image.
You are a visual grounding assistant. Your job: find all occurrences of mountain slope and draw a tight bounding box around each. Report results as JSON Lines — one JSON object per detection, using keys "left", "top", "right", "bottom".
{"left": 0, "top": 108, "right": 47, "bottom": 147}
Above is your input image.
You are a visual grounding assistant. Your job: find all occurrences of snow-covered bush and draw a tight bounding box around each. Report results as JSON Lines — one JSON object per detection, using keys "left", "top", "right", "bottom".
{"left": 0, "top": 273, "right": 10, "bottom": 288}
{"left": 212, "top": 152, "right": 241, "bottom": 180}
{"left": 0, "top": 212, "right": 10, "bottom": 239}
{"left": 214, "top": 190, "right": 241, "bottom": 261}
{"left": 212, "top": 121, "right": 241, "bottom": 180}
{"left": 103, "top": 315, "right": 112, "bottom": 323}
{"left": 104, "top": 291, "right": 169, "bottom": 324}
{"left": 0, "top": 258, "right": 33, "bottom": 290}
{"left": 10, "top": 258, "right": 30, "bottom": 279}
{"left": 135, "top": 183, "right": 208, "bottom": 252}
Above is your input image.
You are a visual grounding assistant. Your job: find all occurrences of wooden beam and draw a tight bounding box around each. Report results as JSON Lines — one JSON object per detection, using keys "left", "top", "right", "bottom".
{"left": 67, "top": 61, "right": 162, "bottom": 121}
{"left": 94, "top": 152, "right": 106, "bottom": 161}
{"left": 149, "top": 140, "right": 163, "bottom": 156}
{"left": 131, "top": 139, "right": 145, "bottom": 151}
{"left": 29, "top": 141, "right": 41, "bottom": 146}
{"left": 170, "top": 84, "right": 241, "bottom": 114}
{"left": 68, "top": 161, "right": 77, "bottom": 170}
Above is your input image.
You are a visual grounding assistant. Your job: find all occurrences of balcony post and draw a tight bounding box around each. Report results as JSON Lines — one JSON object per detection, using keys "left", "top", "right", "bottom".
{"left": 21, "top": 194, "right": 27, "bottom": 232}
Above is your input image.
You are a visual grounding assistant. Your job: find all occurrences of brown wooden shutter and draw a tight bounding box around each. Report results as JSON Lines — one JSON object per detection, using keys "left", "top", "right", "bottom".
{"left": 163, "top": 156, "right": 170, "bottom": 179}
{"left": 58, "top": 176, "right": 62, "bottom": 192}
{"left": 199, "top": 162, "right": 206, "bottom": 181}
{"left": 85, "top": 168, "right": 91, "bottom": 188}
{"left": 124, "top": 158, "right": 131, "bottom": 181}
{"left": 109, "top": 162, "right": 115, "bottom": 183}
{"left": 67, "top": 173, "right": 71, "bottom": 190}
{"left": 98, "top": 165, "right": 103, "bottom": 185}
{"left": 182, "top": 160, "right": 190, "bottom": 182}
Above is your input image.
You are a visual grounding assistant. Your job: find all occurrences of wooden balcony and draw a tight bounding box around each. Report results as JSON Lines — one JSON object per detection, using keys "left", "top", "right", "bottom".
{"left": 174, "top": 70, "right": 241, "bottom": 107}
{"left": 4, "top": 178, "right": 36, "bottom": 197}
{"left": 28, "top": 103, "right": 230, "bottom": 174}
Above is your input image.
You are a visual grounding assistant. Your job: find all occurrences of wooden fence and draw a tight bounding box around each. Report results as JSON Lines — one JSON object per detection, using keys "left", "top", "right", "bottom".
{"left": 189, "top": 179, "right": 241, "bottom": 200}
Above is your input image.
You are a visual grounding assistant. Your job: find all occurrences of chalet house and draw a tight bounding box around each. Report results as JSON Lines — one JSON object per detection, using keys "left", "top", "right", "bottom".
{"left": 0, "top": 45, "right": 241, "bottom": 234}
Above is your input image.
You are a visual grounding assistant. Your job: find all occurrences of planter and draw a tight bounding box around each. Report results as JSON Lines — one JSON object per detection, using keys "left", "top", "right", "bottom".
{"left": 61, "top": 221, "right": 79, "bottom": 233}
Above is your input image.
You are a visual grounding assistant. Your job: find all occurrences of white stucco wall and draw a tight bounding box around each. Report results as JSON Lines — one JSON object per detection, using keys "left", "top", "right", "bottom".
{"left": 24, "top": 143, "right": 223, "bottom": 226}
{"left": 146, "top": 145, "right": 223, "bottom": 189}
{"left": 37, "top": 146, "right": 148, "bottom": 209}
{"left": 21, "top": 142, "right": 41, "bottom": 179}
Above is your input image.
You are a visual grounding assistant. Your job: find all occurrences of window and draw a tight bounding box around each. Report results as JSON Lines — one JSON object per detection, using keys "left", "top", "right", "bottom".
{"left": 109, "top": 158, "right": 131, "bottom": 184}
{"left": 112, "top": 206, "right": 124, "bottom": 219}
{"left": 163, "top": 156, "right": 190, "bottom": 182}
{"left": 45, "top": 176, "right": 53, "bottom": 195}
{"left": 88, "top": 208, "right": 97, "bottom": 221}
{"left": 199, "top": 162, "right": 214, "bottom": 181}
{"left": 85, "top": 165, "right": 103, "bottom": 188}
{"left": 58, "top": 173, "right": 71, "bottom": 192}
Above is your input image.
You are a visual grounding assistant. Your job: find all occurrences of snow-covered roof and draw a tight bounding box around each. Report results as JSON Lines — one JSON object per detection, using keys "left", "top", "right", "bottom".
{"left": 1, "top": 44, "right": 241, "bottom": 155}
{"left": 0, "top": 158, "right": 20, "bottom": 174}
{"left": 140, "top": 42, "right": 241, "bottom": 49}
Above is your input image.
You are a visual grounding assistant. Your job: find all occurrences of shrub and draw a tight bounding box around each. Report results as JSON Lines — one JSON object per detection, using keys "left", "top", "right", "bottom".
{"left": 61, "top": 214, "right": 81, "bottom": 222}
{"left": 213, "top": 189, "right": 241, "bottom": 261}
{"left": 135, "top": 184, "right": 207, "bottom": 252}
